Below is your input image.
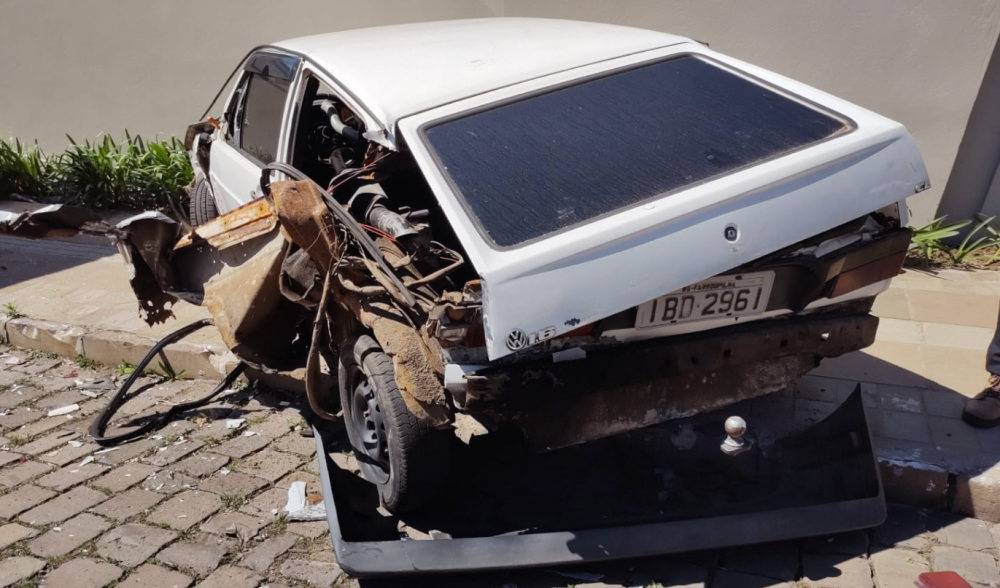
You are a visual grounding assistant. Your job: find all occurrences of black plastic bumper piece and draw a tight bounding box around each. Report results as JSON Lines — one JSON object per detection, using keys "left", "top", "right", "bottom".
{"left": 314, "top": 388, "right": 884, "bottom": 577}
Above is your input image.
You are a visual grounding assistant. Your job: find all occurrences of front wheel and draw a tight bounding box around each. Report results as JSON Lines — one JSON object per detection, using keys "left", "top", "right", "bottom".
{"left": 338, "top": 334, "right": 451, "bottom": 512}
{"left": 189, "top": 179, "right": 218, "bottom": 226}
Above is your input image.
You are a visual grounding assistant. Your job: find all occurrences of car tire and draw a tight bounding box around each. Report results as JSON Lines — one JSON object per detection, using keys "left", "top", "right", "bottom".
{"left": 338, "top": 334, "right": 451, "bottom": 513}
{"left": 189, "top": 179, "right": 218, "bottom": 226}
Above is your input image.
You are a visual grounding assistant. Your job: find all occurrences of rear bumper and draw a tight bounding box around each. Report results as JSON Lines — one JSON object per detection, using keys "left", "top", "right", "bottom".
{"left": 316, "top": 388, "right": 884, "bottom": 577}
{"left": 463, "top": 311, "right": 878, "bottom": 450}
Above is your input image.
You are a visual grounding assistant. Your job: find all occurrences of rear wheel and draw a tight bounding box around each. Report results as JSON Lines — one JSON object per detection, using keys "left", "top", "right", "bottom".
{"left": 189, "top": 179, "right": 218, "bottom": 226}
{"left": 338, "top": 334, "right": 450, "bottom": 512}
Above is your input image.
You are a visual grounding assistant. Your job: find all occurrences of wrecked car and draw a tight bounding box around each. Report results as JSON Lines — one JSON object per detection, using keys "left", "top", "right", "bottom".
{"left": 120, "top": 18, "right": 926, "bottom": 524}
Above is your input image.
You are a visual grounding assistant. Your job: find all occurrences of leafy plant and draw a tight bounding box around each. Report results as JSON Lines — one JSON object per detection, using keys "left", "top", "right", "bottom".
{"left": 950, "top": 215, "right": 998, "bottom": 263}
{"left": 147, "top": 360, "right": 185, "bottom": 381}
{"left": 75, "top": 355, "right": 99, "bottom": 369}
{"left": 116, "top": 360, "right": 137, "bottom": 376}
{"left": 0, "top": 138, "right": 62, "bottom": 198}
{"left": 4, "top": 302, "right": 22, "bottom": 318}
{"left": 910, "top": 216, "right": 970, "bottom": 258}
{"left": 26, "top": 349, "right": 57, "bottom": 360}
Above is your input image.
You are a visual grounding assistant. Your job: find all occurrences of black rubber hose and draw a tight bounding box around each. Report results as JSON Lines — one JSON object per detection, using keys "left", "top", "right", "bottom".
{"left": 89, "top": 319, "right": 246, "bottom": 446}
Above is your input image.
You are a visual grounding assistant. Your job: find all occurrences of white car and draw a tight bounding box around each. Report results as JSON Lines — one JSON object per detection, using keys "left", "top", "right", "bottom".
{"left": 169, "top": 18, "right": 927, "bottom": 514}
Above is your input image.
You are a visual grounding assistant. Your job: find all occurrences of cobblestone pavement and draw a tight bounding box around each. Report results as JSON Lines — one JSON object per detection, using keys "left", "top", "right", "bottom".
{"left": 2, "top": 348, "right": 1000, "bottom": 588}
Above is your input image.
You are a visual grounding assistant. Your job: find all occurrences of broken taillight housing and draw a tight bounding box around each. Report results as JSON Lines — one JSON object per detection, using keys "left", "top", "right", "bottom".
{"left": 829, "top": 250, "right": 906, "bottom": 298}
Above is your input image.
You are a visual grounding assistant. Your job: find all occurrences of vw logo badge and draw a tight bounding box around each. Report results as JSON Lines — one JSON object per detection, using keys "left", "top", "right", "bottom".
{"left": 505, "top": 328, "right": 528, "bottom": 351}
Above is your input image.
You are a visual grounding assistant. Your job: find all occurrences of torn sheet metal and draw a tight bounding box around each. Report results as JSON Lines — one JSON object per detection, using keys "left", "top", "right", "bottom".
{"left": 113, "top": 199, "right": 308, "bottom": 371}
{"left": 0, "top": 204, "right": 106, "bottom": 238}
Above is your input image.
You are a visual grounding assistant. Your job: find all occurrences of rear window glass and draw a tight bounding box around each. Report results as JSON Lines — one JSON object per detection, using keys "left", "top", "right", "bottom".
{"left": 424, "top": 55, "right": 848, "bottom": 248}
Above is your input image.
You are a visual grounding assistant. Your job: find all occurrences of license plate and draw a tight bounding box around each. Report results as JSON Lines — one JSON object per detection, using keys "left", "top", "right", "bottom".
{"left": 635, "top": 271, "right": 775, "bottom": 328}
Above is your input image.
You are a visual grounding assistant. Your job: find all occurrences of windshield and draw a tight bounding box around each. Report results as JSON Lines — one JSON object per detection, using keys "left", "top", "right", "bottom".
{"left": 423, "top": 55, "right": 849, "bottom": 248}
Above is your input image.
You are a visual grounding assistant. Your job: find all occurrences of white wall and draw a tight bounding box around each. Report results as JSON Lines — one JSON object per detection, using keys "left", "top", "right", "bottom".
{"left": 2, "top": 0, "right": 998, "bottom": 224}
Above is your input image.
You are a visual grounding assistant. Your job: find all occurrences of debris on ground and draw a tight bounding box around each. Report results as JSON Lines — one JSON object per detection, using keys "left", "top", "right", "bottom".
{"left": 47, "top": 403, "right": 79, "bottom": 417}
{"left": 283, "top": 481, "right": 326, "bottom": 521}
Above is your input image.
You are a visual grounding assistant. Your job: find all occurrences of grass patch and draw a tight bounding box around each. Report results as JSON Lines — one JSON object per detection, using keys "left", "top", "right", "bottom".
{"left": 26, "top": 349, "right": 57, "bottom": 360}
{"left": 220, "top": 493, "right": 245, "bottom": 510}
{"left": 4, "top": 302, "right": 23, "bottom": 319}
{"left": 7, "top": 435, "right": 28, "bottom": 447}
{"left": 74, "top": 355, "right": 100, "bottom": 369}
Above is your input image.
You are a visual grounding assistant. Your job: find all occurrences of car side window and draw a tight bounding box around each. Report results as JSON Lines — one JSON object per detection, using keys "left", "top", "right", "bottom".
{"left": 239, "top": 73, "right": 291, "bottom": 165}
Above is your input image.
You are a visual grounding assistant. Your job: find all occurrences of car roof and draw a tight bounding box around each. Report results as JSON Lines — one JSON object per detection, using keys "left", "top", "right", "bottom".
{"left": 274, "top": 18, "right": 690, "bottom": 139}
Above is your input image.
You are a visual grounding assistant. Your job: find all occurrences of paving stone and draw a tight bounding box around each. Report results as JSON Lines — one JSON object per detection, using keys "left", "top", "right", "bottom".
{"left": 156, "top": 533, "right": 235, "bottom": 576}
{"left": 272, "top": 432, "right": 316, "bottom": 457}
{"left": 198, "top": 471, "right": 268, "bottom": 497}
{"left": 29, "top": 512, "right": 111, "bottom": 558}
{"left": 804, "top": 531, "right": 869, "bottom": 557}
{"left": 955, "top": 464, "right": 1000, "bottom": 523}
{"left": 234, "top": 449, "right": 301, "bottom": 482}
{"left": 279, "top": 557, "right": 343, "bottom": 588}
{"left": 143, "top": 439, "right": 205, "bottom": 467}
{"left": 213, "top": 433, "right": 271, "bottom": 459}
{"left": 0, "top": 556, "right": 46, "bottom": 588}
{"left": 928, "top": 415, "right": 980, "bottom": 448}
{"left": 0, "top": 450, "right": 22, "bottom": 466}
{"left": 723, "top": 542, "right": 798, "bottom": 581}
{"left": 871, "top": 549, "right": 930, "bottom": 588}
{"left": 91, "top": 461, "right": 159, "bottom": 492}
{"left": 18, "top": 414, "right": 78, "bottom": 439}
{"left": 173, "top": 452, "right": 229, "bottom": 477}
{"left": 246, "top": 409, "right": 302, "bottom": 439}
{"left": 0, "top": 459, "right": 53, "bottom": 487}
{"left": 90, "top": 488, "right": 164, "bottom": 520}
{"left": 627, "top": 558, "right": 709, "bottom": 587}
{"left": 0, "top": 383, "right": 51, "bottom": 409}
{"left": 0, "top": 406, "right": 45, "bottom": 431}
{"left": 34, "top": 389, "right": 87, "bottom": 409}
{"left": 0, "top": 523, "right": 37, "bottom": 550}
{"left": 923, "top": 389, "right": 967, "bottom": 418}
{"left": 118, "top": 564, "right": 193, "bottom": 588}
{"left": 96, "top": 523, "right": 178, "bottom": 568}
{"left": 195, "top": 565, "right": 262, "bottom": 588}
{"left": 275, "top": 470, "right": 322, "bottom": 491}
{"left": 802, "top": 553, "right": 874, "bottom": 587}
{"left": 931, "top": 546, "right": 999, "bottom": 585}
{"left": 873, "top": 506, "right": 929, "bottom": 550}
{"left": 144, "top": 469, "right": 200, "bottom": 494}
{"left": 200, "top": 511, "right": 266, "bottom": 541}
{"left": 94, "top": 437, "right": 158, "bottom": 465}
{"left": 928, "top": 513, "right": 994, "bottom": 551}
{"left": 287, "top": 521, "right": 328, "bottom": 540}
{"left": 0, "top": 484, "right": 56, "bottom": 519}
{"left": 239, "top": 487, "right": 286, "bottom": 518}
{"left": 882, "top": 410, "right": 931, "bottom": 443}
{"left": 16, "top": 429, "right": 78, "bottom": 455}
{"left": 147, "top": 490, "right": 221, "bottom": 531}
{"left": 19, "top": 485, "right": 107, "bottom": 525}
{"left": 40, "top": 558, "right": 123, "bottom": 588}
{"left": 39, "top": 441, "right": 99, "bottom": 466}
{"left": 35, "top": 460, "right": 108, "bottom": 491}
{"left": 238, "top": 534, "right": 298, "bottom": 573}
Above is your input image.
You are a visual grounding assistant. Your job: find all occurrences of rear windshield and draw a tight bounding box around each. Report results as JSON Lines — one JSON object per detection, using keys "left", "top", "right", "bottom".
{"left": 424, "top": 55, "right": 849, "bottom": 248}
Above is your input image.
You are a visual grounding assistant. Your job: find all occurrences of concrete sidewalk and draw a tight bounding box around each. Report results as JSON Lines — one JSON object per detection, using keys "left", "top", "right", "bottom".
{"left": 0, "top": 234, "right": 232, "bottom": 377}
{"left": 3, "top": 232, "right": 1000, "bottom": 519}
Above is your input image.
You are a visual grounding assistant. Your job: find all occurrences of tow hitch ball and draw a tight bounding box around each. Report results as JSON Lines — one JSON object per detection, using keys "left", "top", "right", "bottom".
{"left": 720, "top": 415, "right": 753, "bottom": 456}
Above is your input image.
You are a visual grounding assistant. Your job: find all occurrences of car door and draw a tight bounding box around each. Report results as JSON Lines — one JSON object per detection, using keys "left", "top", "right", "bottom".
{"left": 209, "top": 51, "right": 301, "bottom": 214}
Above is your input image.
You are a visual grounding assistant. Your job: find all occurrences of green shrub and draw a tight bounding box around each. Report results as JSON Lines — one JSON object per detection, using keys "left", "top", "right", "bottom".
{"left": 0, "top": 138, "right": 63, "bottom": 199}
{"left": 0, "top": 132, "right": 193, "bottom": 212}
{"left": 62, "top": 133, "right": 193, "bottom": 211}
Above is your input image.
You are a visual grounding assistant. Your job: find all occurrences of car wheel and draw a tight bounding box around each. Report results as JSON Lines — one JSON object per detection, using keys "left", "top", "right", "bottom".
{"left": 189, "top": 179, "right": 218, "bottom": 226}
{"left": 338, "top": 334, "right": 451, "bottom": 513}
